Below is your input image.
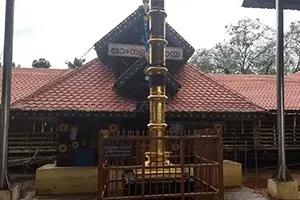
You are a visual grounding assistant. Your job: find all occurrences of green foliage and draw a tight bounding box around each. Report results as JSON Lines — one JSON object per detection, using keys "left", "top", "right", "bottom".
{"left": 191, "top": 18, "right": 300, "bottom": 75}
{"left": 32, "top": 58, "right": 51, "bottom": 68}
{"left": 191, "top": 44, "right": 236, "bottom": 74}
{"left": 65, "top": 58, "right": 86, "bottom": 69}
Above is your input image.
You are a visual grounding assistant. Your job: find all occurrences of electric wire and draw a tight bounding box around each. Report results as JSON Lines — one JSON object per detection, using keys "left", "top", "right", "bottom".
{"left": 79, "top": 45, "right": 94, "bottom": 61}
{"left": 19, "top": 128, "right": 54, "bottom": 196}
{"left": 65, "top": 45, "right": 94, "bottom": 68}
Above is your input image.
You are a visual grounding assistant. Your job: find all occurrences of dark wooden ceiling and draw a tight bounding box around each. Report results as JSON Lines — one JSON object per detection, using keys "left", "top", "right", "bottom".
{"left": 242, "top": 0, "right": 300, "bottom": 10}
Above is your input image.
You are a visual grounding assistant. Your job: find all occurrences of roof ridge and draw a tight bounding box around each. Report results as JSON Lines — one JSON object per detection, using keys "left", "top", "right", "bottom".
{"left": 12, "top": 68, "right": 70, "bottom": 70}
{"left": 186, "top": 63, "right": 266, "bottom": 111}
{"left": 11, "top": 58, "right": 98, "bottom": 107}
{"left": 208, "top": 73, "right": 275, "bottom": 77}
{"left": 210, "top": 73, "right": 300, "bottom": 83}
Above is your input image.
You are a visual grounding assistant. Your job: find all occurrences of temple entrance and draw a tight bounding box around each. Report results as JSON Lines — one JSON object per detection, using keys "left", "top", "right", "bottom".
{"left": 98, "top": 123, "right": 224, "bottom": 200}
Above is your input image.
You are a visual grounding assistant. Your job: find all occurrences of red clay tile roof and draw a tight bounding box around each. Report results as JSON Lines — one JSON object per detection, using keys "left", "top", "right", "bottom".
{"left": 167, "top": 64, "right": 264, "bottom": 113}
{"left": 12, "top": 59, "right": 135, "bottom": 112}
{"left": 209, "top": 74, "right": 300, "bottom": 111}
{"left": 290, "top": 71, "right": 300, "bottom": 76}
{"left": 0, "top": 68, "right": 71, "bottom": 104}
{"left": 12, "top": 59, "right": 264, "bottom": 113}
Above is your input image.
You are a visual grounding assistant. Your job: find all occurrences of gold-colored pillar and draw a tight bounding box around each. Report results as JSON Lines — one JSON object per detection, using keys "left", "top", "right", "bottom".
{"left": 136, "top": 0, "right": 180, "bottom": 178}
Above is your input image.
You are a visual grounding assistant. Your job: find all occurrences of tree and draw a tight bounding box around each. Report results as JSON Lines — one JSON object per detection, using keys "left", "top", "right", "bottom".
{"left": 284, "top": 21, "right": 300, "bottom": 73}
{"left": 191, "top": 18, "right": 276, "bottom": 74}
{"left": 227, "top": 18, "right": 276, "bottom": 74}
{"left": 32, "top": 58, "right": 51, "bottom": 68}
{"left": 65, "top": 58, "right": 85, "bottom": 69}
{"left": 190, "top": 48, "right": 215, "bottom": 74}
{"left": 190, "top": 45, "right": 237, "bottom": 74}
{"left": 191, "top": 18, "right": 300, "bottom": 74}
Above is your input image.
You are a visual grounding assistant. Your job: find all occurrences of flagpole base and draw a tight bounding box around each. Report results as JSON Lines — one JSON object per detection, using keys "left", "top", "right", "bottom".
{"left": 134, "top": 151, "right": 182, "bottom": 179}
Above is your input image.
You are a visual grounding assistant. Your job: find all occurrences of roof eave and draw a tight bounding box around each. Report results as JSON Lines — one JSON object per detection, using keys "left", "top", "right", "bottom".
{"left": 11, "top": 109, "right": 136, "bottom": 118}
{"left": 166, "top": 109, "right": 266, "bottom": 113}
{"left": 242, "top": 0, "right": 300, "bottom": 10}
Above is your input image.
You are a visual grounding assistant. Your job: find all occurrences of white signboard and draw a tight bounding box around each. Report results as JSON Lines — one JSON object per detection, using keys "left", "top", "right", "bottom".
{"left": 108, "top": 43, "right": 183, "bottom": 61}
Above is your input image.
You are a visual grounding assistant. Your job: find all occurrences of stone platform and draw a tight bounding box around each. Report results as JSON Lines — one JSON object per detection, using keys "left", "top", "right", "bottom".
{"left": 223, "top": 160, "right": 242, "bottom": 187}
{"left": 0, "top": 186, "right": 20, "bottom": 200}
{"left": 267, "top": 178, "right": 298, "bottom": 200}
{"left": 35, "top": 164, "right": 97, "bottom": 195}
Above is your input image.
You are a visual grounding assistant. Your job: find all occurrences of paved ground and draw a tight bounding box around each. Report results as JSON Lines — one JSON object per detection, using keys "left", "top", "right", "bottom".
{"left": 21, "top": 190, "right": 269, "bottom": 200}
{"left": 20, "top": 170, "right": 300, "bottom": 200}
{"left": 25, "top": 195, "right": 97, "bottom": 200}
{"left": 20, "top": 187, "right": 270, "bottom": 200}
{"left": 17, "top": 178, "right": 272, "bottom": 200}
{"left": 225, "top": 188, "right": 270, "bottom": 200}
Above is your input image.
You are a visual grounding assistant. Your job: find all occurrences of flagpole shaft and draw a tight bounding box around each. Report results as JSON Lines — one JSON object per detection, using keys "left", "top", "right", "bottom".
{"left": 276, "top": 0, "right": 286, "bottom": 181}
{"left": 0, "top": 0, "right": 14, "bottom": 189}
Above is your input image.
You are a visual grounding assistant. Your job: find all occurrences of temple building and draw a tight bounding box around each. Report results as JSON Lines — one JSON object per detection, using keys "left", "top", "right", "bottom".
{"left": 4, "top": 0, "right": 300, "bottom": 177}
{"left": 6, "top": 3, "right": 265, "bottom": 169}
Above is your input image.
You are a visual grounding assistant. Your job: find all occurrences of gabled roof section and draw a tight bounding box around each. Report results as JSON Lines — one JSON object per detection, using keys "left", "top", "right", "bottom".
{"left": 165, "top": 23, "right": 195, "bottom": 61}
{"left": 113, "top": 56, "right": 181, "bottom": 94}
{"left": 94, "top": 5, "right": 195, "bottom": 64}
{"left": 167, "top": 64, "right": 265, "bottom": 113}
{"left": 242, "top": 0, "right": 300, "bottom": 10}
{"left": 12, "top": 59, "right": 135, "bottom": 112}
{"left": 93, "top": 3, "right": 194, "bottom": 100}
{"left": 0, "top": 68, "right": 71, "bottom": 104}
{"left": 210, "top": 74, "right": 300, "bottom": 111}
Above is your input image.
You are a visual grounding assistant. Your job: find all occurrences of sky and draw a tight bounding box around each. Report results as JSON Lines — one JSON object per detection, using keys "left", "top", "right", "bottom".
{"left": 0, "top": 0, "right": 300, "bottom": 69}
